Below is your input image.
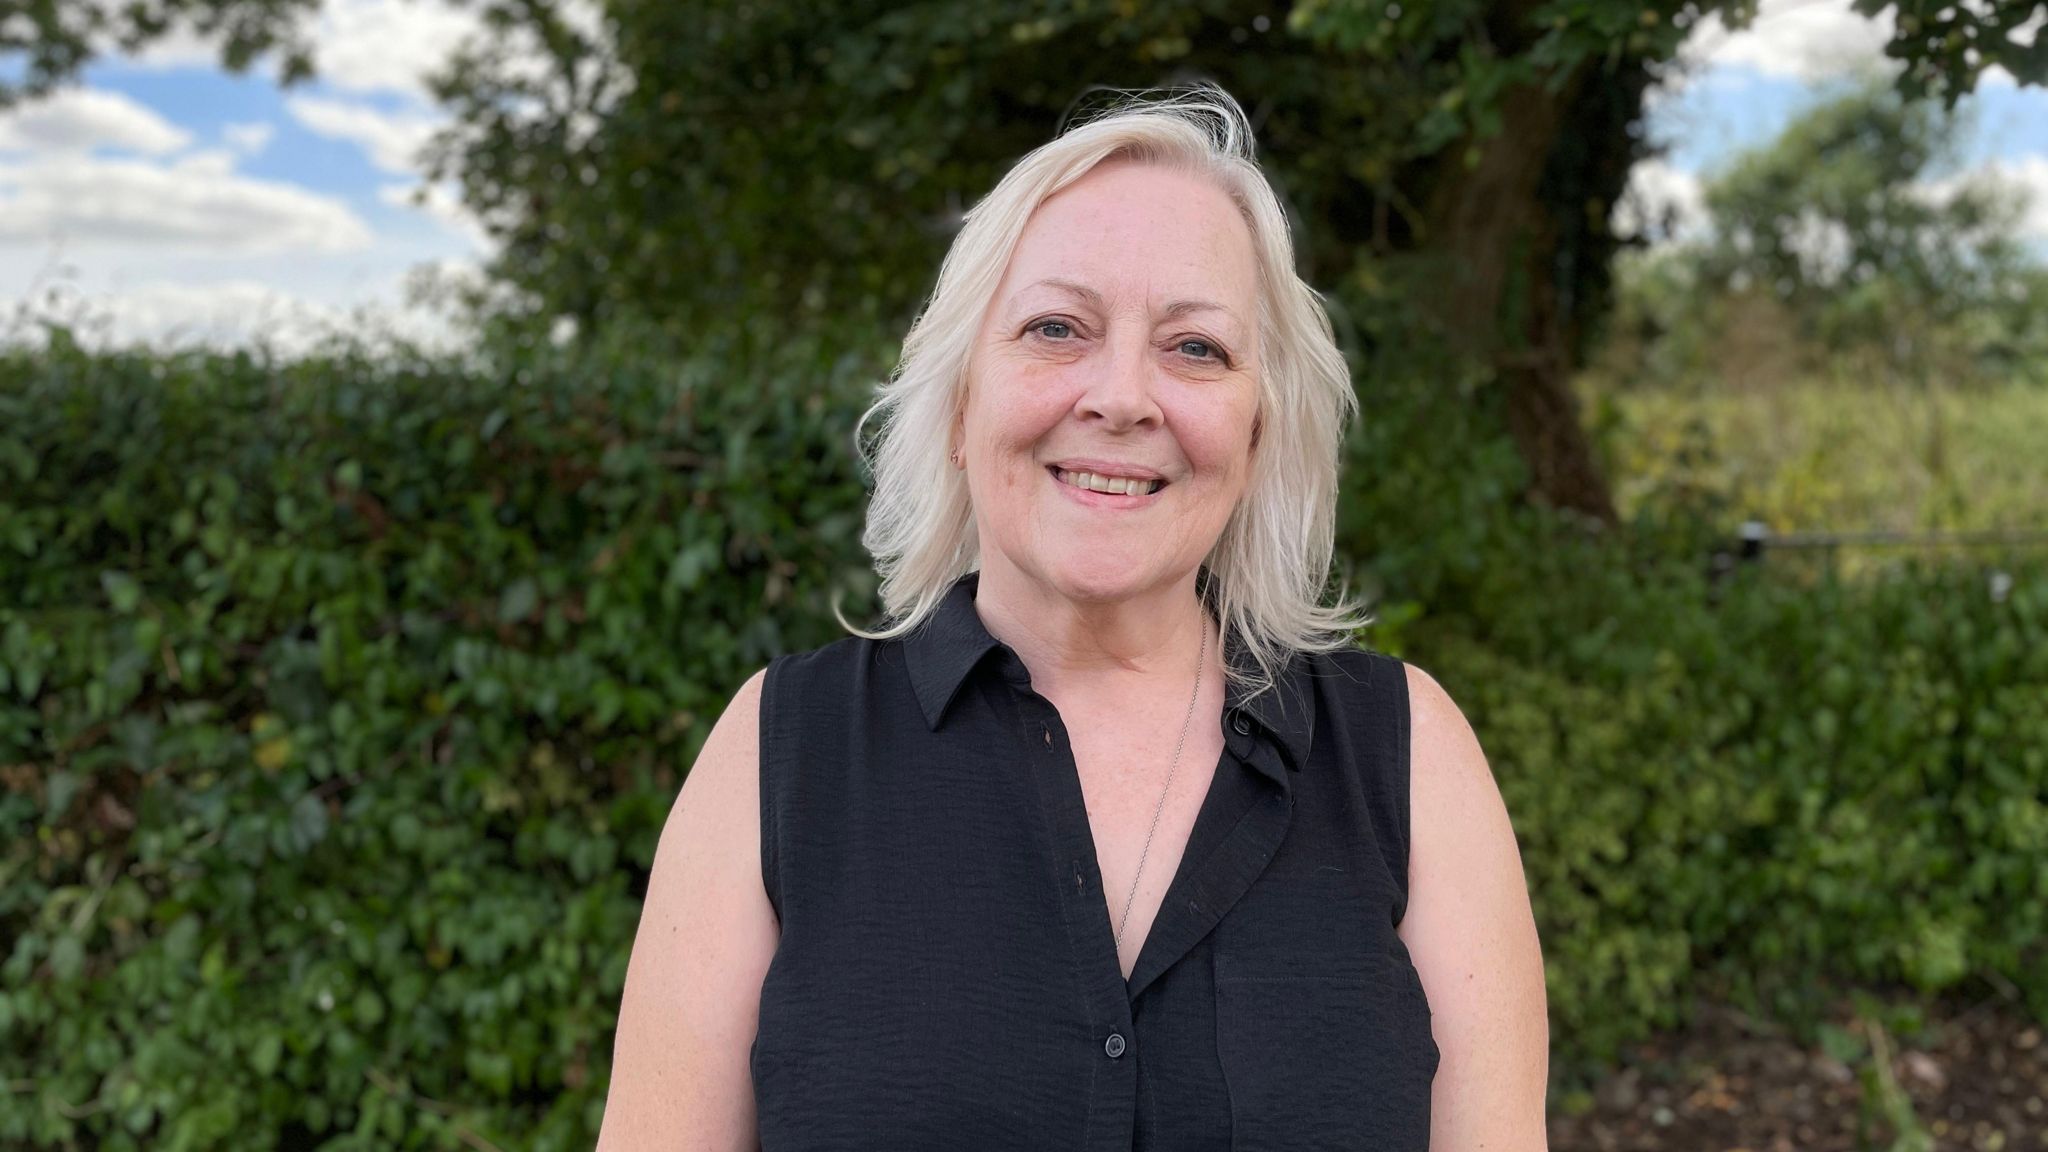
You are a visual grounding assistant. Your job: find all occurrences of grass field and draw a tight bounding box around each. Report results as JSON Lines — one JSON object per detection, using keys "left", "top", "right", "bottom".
{"left": 1577, "top": 372, "right": 2048, "bottom": 579}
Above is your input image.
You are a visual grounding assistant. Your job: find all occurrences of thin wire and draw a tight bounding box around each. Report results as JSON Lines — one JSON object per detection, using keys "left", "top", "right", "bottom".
{"left": 1113, "top": 613, "right": 1208, "bottom": 954}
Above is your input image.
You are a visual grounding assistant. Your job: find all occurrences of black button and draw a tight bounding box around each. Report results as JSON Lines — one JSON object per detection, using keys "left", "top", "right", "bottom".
{"left": 1104, "top": 1032, "right": 1127, "bottom": 1058}
{"left": 1231, "top": 711, "right": 1252, "bottom": 736}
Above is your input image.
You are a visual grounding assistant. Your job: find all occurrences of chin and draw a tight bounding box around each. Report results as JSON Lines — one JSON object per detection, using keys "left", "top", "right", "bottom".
{"left": 1040, "top": 557, "right": 1162, "bottom": 603}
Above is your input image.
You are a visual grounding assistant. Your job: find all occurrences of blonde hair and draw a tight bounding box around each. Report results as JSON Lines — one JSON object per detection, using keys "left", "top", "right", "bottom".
{"left": 835, "top": 83, "right": 1373, "bottom": 702}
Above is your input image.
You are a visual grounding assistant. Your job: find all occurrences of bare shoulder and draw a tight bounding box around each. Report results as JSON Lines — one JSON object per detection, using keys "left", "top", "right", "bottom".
{"left": 673, "top": 666, "right": 770, "bottom": 826}
{"left": 1400, "top": 662, "right": 1492, "bottom": 809}
{"left": 597, "top": 666, "right": 777, "bottom": 1152}
{"left": 1399, "top": 661, "right": 1524, "bottom": 945}
{"left": 1397, "top": 660, "right": 1552, "bottom": 1151}
{"left": 650, "top": 667, "right": 770, "bottom": 905}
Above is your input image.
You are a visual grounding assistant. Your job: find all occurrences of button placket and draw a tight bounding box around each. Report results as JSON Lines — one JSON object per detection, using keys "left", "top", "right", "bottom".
{"left": 1012, "top": 685, "right": 1140, "bottom": 1148}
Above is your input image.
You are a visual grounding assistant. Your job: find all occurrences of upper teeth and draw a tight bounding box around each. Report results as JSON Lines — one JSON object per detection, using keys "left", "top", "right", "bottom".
{"left": 1056, "top": 469, "right": 1162, "bottom": 496}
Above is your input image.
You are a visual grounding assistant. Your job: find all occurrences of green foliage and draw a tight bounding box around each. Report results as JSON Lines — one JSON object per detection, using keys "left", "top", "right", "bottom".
{"left": 431, "top": 0, "right": 1472, "bottom": 337}
{"left": 1339, "top": 293, "right": 2048, "bottom": 1090}
{"left": 1595, "top": 78, "right": 2048, "bottom": 393}
{"left": 1588, "top": 373, "right": 2048, "bottom": 544}
{"left": 1349, "top": 308, "right": 2048, "bottom": 1079}
{"left": 0, "top": 0, "right": 322, "bottom": 109}
{"left": 1421, "top": 533, "right": 2048, "bottom": 1084}
{"left": 9, "top": 0, "right": 2040, "bottom": 366}
{"left": 1700, "top": 80, "right": 2037, "bottom": 354}
{"left": 3, "top": 2, "right": 2045, "bottom": 1137}
{"left": 10, "top": 0, "right": 2044, "bottom": 524}
{"left": 1869, "top": 0, "right": 2048, "bottom": 109}
{"left": 0, "top": 316, "right": 889, "bottom": 1148}
{"left": 402, "top": 0, "right": 2032, "bottom": 344}
{"left": 5, "top": 306, "right": 2044, "bottom": 1142}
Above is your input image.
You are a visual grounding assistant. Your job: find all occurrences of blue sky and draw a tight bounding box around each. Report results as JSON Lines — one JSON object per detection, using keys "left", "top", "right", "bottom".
{"left": 84, "top": 66, "right": 391, "bottom": 200}
{"left": 1616, "top": 1, "right": 2048, "bottom": 253}
{"left": 1651, "top": 66, "right": 2048, "bottom": 174}
{"left": 0, "top": 0, "right": 493, "bottom": 354}
{"left": 2, "top": 0, "right": 2044, "bottom": 355}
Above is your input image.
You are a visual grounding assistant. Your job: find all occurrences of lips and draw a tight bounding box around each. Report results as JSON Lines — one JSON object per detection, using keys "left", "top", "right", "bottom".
{"left": 1047, "top": 459, "right": 1166, "bottom": 482}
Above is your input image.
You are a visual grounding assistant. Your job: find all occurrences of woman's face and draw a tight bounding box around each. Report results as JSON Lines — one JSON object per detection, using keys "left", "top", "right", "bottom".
{"left": 957, "top": 159, "right": 1262, "bottom": 606}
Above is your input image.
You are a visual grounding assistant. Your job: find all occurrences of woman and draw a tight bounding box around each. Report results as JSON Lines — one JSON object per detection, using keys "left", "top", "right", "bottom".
{"left": 599, "top": 86, "right": 1549, "bottom": 1151}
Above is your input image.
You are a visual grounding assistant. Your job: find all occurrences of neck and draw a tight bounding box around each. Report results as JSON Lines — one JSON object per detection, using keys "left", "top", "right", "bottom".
{"left": 971, "top": 560, "right": 1213, "bottom": 699}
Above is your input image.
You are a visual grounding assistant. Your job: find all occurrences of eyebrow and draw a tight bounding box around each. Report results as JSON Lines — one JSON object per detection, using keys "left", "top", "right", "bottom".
{"left": 1010, "top": 277, "right": 1244, "bottom": 331}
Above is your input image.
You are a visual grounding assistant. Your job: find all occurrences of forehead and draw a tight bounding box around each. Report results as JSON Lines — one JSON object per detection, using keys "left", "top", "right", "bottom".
{"left": 992, "top": 161, "right": 1259, "bottom": 328}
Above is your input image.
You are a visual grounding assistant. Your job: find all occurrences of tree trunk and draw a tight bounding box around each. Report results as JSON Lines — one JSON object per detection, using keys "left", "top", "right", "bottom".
{"left": 1416, "top": 61, "right": 1641, "bottom": 527}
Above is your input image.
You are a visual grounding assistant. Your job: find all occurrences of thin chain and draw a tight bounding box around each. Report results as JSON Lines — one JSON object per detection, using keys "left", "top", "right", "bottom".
{"left": 1112, "top": 612, "right": 1209, "bottom": 954}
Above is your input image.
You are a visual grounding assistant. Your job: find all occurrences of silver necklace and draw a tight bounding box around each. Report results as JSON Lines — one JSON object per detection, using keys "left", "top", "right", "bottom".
{"left": 1112, "top": 613, "right": 1209, "bottom": 955}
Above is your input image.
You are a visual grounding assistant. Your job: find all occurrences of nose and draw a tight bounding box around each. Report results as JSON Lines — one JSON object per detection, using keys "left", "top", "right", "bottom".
{"left": 1076, "top": 326, "right": 1162, "bottom": 431}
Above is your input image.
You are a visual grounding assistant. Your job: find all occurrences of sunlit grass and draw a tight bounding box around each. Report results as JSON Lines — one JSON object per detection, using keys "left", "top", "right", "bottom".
{"left": 1578, "top": 371, "right": 2048, "bottom": 579}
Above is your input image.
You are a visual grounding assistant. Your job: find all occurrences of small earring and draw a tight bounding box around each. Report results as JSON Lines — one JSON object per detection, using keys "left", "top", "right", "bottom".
{"left": 951, "top": 450, "right": 963, "bottom": 468}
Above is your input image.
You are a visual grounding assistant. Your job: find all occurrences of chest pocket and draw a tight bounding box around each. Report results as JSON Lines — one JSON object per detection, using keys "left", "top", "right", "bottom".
{"left": 1210, "top": 865, "right": 1439, "bottom": 1152}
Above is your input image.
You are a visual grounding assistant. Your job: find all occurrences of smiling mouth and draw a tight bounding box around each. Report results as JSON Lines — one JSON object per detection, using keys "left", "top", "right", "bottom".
{"left": 1047, "top": 465, "right": 1167, "bottom": 497}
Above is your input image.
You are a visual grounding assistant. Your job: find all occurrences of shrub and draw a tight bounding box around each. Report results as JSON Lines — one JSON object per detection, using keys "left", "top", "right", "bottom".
{"left": 3, "top": 316, "right": 2041, "bottom": 1144}
{"left": 0, "top": 318, "right": 886, "bottom": 1149}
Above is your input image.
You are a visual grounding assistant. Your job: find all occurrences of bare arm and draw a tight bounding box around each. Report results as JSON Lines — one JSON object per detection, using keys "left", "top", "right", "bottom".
{"left": 1398, "top": 662, "right": 1551, "bottom": 1151}
{"left": 597, "top": 667, "right": 780, "bottom": 1152}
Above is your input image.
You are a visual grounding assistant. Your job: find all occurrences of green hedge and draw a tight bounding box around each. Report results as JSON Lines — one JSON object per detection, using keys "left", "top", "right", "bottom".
{"left": 1423, "top": 529, "right": 2048, "bottom": 1071}
{"left": 0, "top": 320, "right": 886, "bottom": 1149}
{"left": 3, "top": 317, "right": 2043, "bottom": 1146}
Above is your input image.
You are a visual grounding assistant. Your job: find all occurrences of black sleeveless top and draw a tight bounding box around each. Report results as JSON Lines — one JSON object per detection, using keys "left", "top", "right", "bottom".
{"left": 752, "top": 570, "right": 1438, "bottom": 1150}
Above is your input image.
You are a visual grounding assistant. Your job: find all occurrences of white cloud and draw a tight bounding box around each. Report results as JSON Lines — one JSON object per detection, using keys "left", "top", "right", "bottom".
{"left": 222, "top": 121, "right": 276, "bottom": 156}
{"left": 1615, "top": 159, "right": 1708, "bottom": 244}
{"left": 0, "top": 273, "right": 473, "bottom": 359}
{"left": 0, "top": 87, "right": 191, "bottom": 155}
{"left": 285, "top": 94, "right": 442, "bottom": 175}
{"left": 1632, "top": 0, "right": 2048, "bottom": 257}
{"left": 1622, "top": 154, "right": 2048, "bottom": 252}
{"left": 100, "top": 0, "right": 484, "bottom": 102}
{"left": 378, "top": 180, "right": 490, "bottom": 251}
{"left": 2002, "top": 156, "right": 2048, "bottom": 239}
{"left": 1669, "top": 0, "right": 2045, "bottom": 92}
{"left": 1786, "top": 207, "right": 1854, "bottom": 280}
{"left": 1669, "top": 0, "right": 1898, "bottom": 86}
{"left": 3, "top": 2, "right": 528, "bottom": 359}
{"left": 172, "top": 149, "right": 239, "bottom": 178}
{"left": 88, "top": 0, "right": 618, "bottom": 108}
{"left": 301, "top": 0, "right": 487, "bottom": 101}
{"left": 5, "top": 278, "right": 348, "bottom": 353}
{"left": 0, "top": 150, "right": 372, "bottom": 253}
{"left": 97, "top": 24, "right": 232, "bottom": 71}
{"left": 1920, "top": 156, "right": 2048, "bottom": 240}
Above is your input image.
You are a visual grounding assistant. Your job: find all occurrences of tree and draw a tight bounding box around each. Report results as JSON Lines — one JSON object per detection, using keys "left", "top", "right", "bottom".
{"left": 7, "top": 0, "right": 2046, "bottom": 521}
{"left": 0, "top": 0, "right": 321, "bottom": 107}
{"left": 1704, "top": 76, "right": 2036, "bottom": 356}
{"left": 1597, "top": 74, "right": 2046, "bottom": 391}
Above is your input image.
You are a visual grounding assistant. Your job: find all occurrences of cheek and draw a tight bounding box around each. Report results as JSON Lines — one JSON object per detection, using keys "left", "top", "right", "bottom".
{"left": 980, "top": 389, "right": 1066, "bottom": 454}
{"left": 965, "top": 407, "right": 1051, "bottom": 500}
{"left": 1190, "top": 409, "right": 1258, "bottom": 481}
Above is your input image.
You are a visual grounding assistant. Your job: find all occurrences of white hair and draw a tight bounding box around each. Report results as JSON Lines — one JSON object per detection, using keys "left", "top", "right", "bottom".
{"left": 835, "top": 83, "right": 1374, "bottom": 703}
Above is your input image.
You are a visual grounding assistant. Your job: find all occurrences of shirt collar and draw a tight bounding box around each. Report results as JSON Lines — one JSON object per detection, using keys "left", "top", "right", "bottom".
{"left": 902, "top": 570, "right": 1317, "bottom": 773}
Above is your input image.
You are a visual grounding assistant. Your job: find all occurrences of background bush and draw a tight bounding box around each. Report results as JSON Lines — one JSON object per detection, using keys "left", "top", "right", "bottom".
{"left": 0, "top": 318, "right": 885, "bottom": 1149}
{"left": 3, "top": 308, "right": 2044, "bottom": 1147}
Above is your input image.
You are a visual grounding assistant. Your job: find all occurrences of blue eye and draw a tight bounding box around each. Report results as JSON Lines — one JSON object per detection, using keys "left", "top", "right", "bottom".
{"left": 1179, "top": 338, "right": 1218, "bottom": 360}
{"left": 1030, "top": 319, "right": 1074, "bottom": 340}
